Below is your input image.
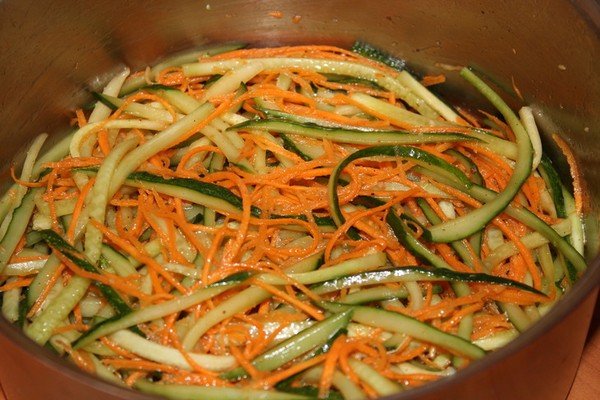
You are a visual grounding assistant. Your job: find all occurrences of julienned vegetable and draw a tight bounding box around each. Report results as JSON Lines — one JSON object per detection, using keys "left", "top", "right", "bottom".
{"left": 0, "top": 43, "right": 585, "bottom": 400}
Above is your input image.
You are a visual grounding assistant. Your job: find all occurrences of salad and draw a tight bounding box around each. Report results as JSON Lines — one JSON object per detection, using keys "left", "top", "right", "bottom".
{"left": 0, "top": 42, "right": 585, "bottom": 399}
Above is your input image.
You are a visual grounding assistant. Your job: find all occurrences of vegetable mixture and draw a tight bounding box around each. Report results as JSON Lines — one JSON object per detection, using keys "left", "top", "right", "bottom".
{"left": 0, "top": 43, "right": 585, "bottom": 399}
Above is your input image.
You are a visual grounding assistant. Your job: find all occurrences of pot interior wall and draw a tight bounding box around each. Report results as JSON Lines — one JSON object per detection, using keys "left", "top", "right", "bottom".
{"left": 0, "top": 1, "right": 598, "bottom": 399}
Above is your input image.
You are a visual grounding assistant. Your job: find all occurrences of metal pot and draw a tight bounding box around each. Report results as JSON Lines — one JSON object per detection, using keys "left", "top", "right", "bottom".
{"left": 0, "top": 1, "right": 598, "bottom": 399}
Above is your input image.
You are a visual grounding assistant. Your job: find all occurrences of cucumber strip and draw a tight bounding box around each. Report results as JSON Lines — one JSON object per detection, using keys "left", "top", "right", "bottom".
{"left": 109, "top": 330, "right": 236, "bottom": 371}
{"left": 171, "top": 136, "right": 212, "bottom": 166}
{"left": 302, "top": 365, "right": 366, "bottom": 400}
{"left": 92, "top": 92, "right": 175, "bottom": 122}
{"left": 397, "top": 70, "right": 461, "bottom": 123}
{"left": 100, "top": 245, "right": 138, "bottom": 277}
{"left": 88, "top": 353, "right": 123, "bottom": 385}
{"left": 342, "top": 286, "right": 413, "bottom": 304}
{"left": 464, "top": 129, "right": 518, "bottom": 159}
{"left": 351, "top": 40, "right": 406, "bottom": 71}
{"left": 348, "top": 358, "right": 404, "bottom": 395}
{"left": 123, "top": 171, "right": 261, "bottom": 217}
{"left": 181, "top": 251, "right": 323, "bottom": 350}
{"left": 350, "top": 92, "right": 443, "bottom": 127}
{"left": 146, "top": 84, "right": 202, "bottom": 114}
{"left": 199, "top": 123, "right": 254, "bottom": 172}
{"left": 222, "top": 310, "right": 353, "bottom": 380}
{"left": 310, "top": 266, "right": 543, "bottom": 296}
{"left": 445, "top": 148, "right": 484, "bottom": 255}
{"left": 254, "top": 102, "right": 362, "bottom": 130}
{"left": 483, "top": 219, "right": 571, "bottom": 271}
{"left": 73, "top": 282, "right": 234, "bottom": 349}
{"left": 84, "top": 137, "right": 139, "bottom": 264}
{"left": 26, "top": 254, "right": 61, "bottom": 307}
{"left": 0, "top": 133, "right": 48, "bottom": 240}
{"left": 0, "top": 189, "right": 40, "bottom": 273}
{"left": 25, "top": 275, "right": 90, "bottom": 344}
{"left": 231, "top": 119, "right": 475, "bottom": 146}
{"left": 323, "top": 303, "right": 486, "bottom": 359}
{"left": 200, "top": 61, "right": 264, "bottom": 102}
{"left": 519, "top": 106, "right": 543, "bottom": 170}
{"left": 538, "top": 155, "right": 566, "bottom": 218}
{"left": 2, "top": 259, "right": 47, "bottom": 276}
{"left": 473, "top": 329, "right": 519, "bottom": 351}
{"left": 1, "top": 277, "right": 20, "bottom": 322}
{"left": 119, "top": 43, "right": 247, "bottom": 96}
{"left": 328, "top": 145, "right": 471, "bottom": 230}
{"left": 39, "top": 230, "right": 133, "bottom": 316}
{"left": 182, "top": 57, "right": 435, "bottom": 117}
{"left": 135, "top": 380, "right": 310, "bottom": 400}
{"left": 108, "top": 102, "right": 215, "bottom": 198}
{"left": 423, "top": 68, "right": 533, "bottom": 243}
{"left": 70, "top": 119, "right": 167, "bottom": 158}
{"left": 499, "top": 303, "right": 533, "bottom": 332}
{"left": 258, "top": 251, "right": 387, "bottom": 286}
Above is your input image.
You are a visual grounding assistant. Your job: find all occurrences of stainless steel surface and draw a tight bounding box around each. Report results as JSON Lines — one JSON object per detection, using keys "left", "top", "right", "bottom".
{"left": 0, "top": 1, "right": 599, "bottom": 399}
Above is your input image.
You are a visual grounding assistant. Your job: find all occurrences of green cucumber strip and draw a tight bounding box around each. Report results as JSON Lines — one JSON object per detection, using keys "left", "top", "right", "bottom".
{"left": 135, "top": 380, "right": 310, "bottom": 400}
{"left": 423, "top": 68, "right": 533, "bottom": 243}
{"left": 445, "top": 148, "right": 484, "bottom": 186}
{"left": 280, "top": 133, "right": 313, "bottom": 161}
{"left": 0, "top": 189, "right": 40, "bottom": 273}
{"left": 538, "top": 155, "right": 566, "bottom": 218}
{"left": 125, "top": 171, "right": 261, "bottom": 217}
{"left": 222, "top": 310, "right": 353, "bottom": 380}
{"left": 328, "top": 145, "right": 471, "bottom": 232}
{"left": 39, "top": 230, "right": 133, "bottom": 317}
{"left": 322, "top": 303, "right": 486, "bottom": 360}
{"left": 231, "top": 119, "right": 475, "bottom": 146}
{"left": 119, "top": 42, "right": 247, "bottom": 96}
{"left": 342, "top": 286, "right": 413, "bottom": 304}
{"left": 73, "top": 282, "right": 235, "bottom": 349}
{"left": 444, "top": 148, "right": 484, "bottom": 255}
{"left": 310, "top": 266, "right": 544, "bottom": 296}
{"left": 351, "top": 40, "right": 406, "bottom": 71}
